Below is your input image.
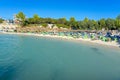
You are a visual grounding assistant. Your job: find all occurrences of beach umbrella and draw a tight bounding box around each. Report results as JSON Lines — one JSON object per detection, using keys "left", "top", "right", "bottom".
{"left": 102, "top": 37, "right": 108, "bottom": 42}
{"left": 91, "top": 34, "right": 95, "bottom": 40}
{"left": 99, "top": 36, "right": 103, "bottom": 40}
{"left": 114, "top": 38, "right": 118, "bottom": 42}
{"left": 83, "top": 33, "right": 88, "bottom": 39}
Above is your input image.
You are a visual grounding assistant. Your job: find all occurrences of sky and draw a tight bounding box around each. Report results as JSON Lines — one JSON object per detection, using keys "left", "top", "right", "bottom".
{"left": 0, "top": 0, "right": 120, "bottom": 20}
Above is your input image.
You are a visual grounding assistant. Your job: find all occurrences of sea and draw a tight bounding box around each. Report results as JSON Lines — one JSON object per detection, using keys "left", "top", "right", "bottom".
{"left": 0, "top": 34, "right": 120, "bottom": 80}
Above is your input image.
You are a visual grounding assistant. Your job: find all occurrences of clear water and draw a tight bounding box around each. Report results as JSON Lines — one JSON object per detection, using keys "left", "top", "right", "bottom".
{"left": 0, "top": 34, "right": 120, "bottom": 80}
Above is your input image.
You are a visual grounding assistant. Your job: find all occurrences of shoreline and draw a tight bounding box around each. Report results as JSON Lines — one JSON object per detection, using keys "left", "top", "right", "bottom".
{"left": 0, "top": 32, "right": 120, "bottom": 48}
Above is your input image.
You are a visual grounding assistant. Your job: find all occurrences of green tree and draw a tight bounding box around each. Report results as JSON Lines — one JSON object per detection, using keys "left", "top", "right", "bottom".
{"left": 115, "top": 19, "right": 120, "bottom": 30}
{"left": 105, "top": 18, "right": 115, "bottom": 30}
{"left": 16, "top": 12, "right": 26, "bottom": 26}
{"left": 77, "top": 21, "right": 83, "bottom": 30}
{"left": 33, "top": 14, "right": 40, "bottom": 24}
{"left": 28, "top": 18, "right": 34, "bottom": 24}
{"left": 70, "top": 17, "right": 76, "bottom": 22}
{"left": 43, "top": 18, "right": 53, "bottom": 24}
{"left": 93, "top": 20, "right": 99, "bottom": 30}
{"left": 87, "top": 20, "right": 98, "bottom": 30}
{"left": 16, "top": 12, "right": 26, "bottom": 22}
{"left": 84, "top": 17, "right": 89, "bottom": 23}
{"left": 57, "top": 18, "right": 67, "bottom": 24}
{"left": 0, "top": 18, "right": 4, "bottom": 23}
{"left": 69, "top": 17, "right": 77, "bottom": 29}
{"left": 82, "top": 17, "right": 89, "bottom": 30}
{"left": 98, "top": 18, "right": 106, "bottom": 30}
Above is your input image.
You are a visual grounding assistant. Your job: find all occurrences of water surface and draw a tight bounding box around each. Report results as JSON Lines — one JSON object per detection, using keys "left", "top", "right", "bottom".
{"left": 0, "top": 34, "right": 120, "bottom": 80}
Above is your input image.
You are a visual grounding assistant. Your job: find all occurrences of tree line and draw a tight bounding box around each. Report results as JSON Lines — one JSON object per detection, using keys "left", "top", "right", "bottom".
{"left": 0, "top": 18, "right": 4, "bottom": 23}
{"left": 14, "top": 12, "right": 120, "bottom": 30}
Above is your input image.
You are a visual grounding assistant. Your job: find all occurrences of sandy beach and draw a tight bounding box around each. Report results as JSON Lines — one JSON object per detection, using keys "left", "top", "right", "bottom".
{"left": 0, "top": 32, "right": 120, "bottom": 48}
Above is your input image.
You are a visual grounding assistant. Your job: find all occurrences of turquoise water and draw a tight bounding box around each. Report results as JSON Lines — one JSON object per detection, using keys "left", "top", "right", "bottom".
{"left": 0, "top": 34, "right": 120, "bottom": 80}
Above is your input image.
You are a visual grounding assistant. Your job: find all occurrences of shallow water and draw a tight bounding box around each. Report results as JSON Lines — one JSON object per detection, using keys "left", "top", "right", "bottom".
{"left": 0, "top": 34, "right": 120, "bottom": 80}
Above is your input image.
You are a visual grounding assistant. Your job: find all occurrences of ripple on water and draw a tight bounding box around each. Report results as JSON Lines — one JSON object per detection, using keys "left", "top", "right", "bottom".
{"left": 0, "top": 34, "right": 120, "bottom": 80}
{"left": 0, "top": 35, "right": 24, "bottom": 79}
